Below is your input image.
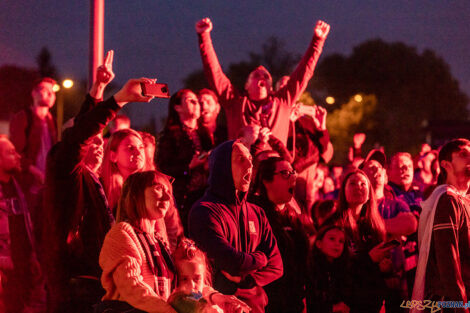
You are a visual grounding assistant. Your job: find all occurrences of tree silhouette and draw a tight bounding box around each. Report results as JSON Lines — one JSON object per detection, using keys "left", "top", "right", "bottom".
{"left": 311, "top": 39, "right": 469, "bottom": 154}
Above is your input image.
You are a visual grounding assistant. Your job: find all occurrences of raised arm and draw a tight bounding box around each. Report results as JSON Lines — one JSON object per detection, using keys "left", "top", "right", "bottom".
{"left": 196, "top": 18, "right": 236, "bottom": 103}
{"left": 57, "top": 78, "right": 155, "bottom": 173}
{"left": 276, "top": 20, "right": 330, "bottom": 106}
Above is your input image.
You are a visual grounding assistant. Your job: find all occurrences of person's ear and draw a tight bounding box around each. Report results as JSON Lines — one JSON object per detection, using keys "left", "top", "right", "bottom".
{"left": 174, "top": 104, "right": 182, "bottom": 114}
{"left": 440, "top": 160, "right": 452, "bottom": 174}
{"left": 110, "top": 150, "right": 118, "bottom": 163}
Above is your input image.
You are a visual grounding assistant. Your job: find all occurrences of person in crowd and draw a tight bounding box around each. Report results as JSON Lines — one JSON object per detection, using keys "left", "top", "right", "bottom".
{"left": 189, "top": 140, "right": 283, "bottom": 313}
{"left": 311, "top": 199, "right": 337, "bottom": 232}
{"left": 140, "top": 131, "right": 157, "bottom": 171}
{"left": 101, "top": 127, "right": 183, "bottom": 251}
{"left": 98, "top": 171, "right": 247, "bottom": 313}
{"left": 412, "top": 138, "right": 470, "bottom": 312}
{"left": 361, "top": 149, "right": 417, "bottom": 238}
{"left": 348, "top": 133, "right": 366, "bottom": 165}
{"left": 0, "top": 135, "right": 45, "bottom": 312}
{"left": 289, "top": 101, "right": 333, "bottom": 211}
{"left": 387, "top": 152, "right": 423, "bottom": 295}
{"left": 101, "top": 128, "right": 146, "bottom": 211}
{"left": 198, "top": 88, "right": 227, "bottom": 147}
{"left": 306, "top": 225, "right": 351, "bottom": 313}
{"left": 10, "top": 77, "right": 58, "bottom": 178}
{"left": 249, "top": 156, "right": 309, "bottom": 313}
{"left": 360, "top": 149, "right": 417, "bottom": 311}
{"left": 195, "top": 17, "right": 330, "bottom": 146}
{"left": 108, "top": 114, "right": 131, "bottom": 135}
{"left": 335, "top": 170, "right": 395, "bottom": 313}
{"left": 42, "top": 49, "right": 156, "bottom": 313}
{"left": 157, "top": 89, "right": 212, "bottom": 232}
{"left": 413, "top": 150, "right": 439, "bottom": 195}
{"left": 170, "top": 238, "right": 250, "bottom": 313}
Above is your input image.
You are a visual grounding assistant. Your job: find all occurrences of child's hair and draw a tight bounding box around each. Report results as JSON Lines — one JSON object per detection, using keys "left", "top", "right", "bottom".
{"left": 173, "top": 238, "right": 212, "bottom": 287}
{"left": 312, "top": 224, "right": 348, "bottom": 262}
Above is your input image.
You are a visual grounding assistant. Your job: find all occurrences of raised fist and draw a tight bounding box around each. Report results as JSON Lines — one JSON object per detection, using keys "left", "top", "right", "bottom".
{"left": 314, "top": 20, "right": 330, "bottom": 40}
{"left": 195, "top": 18, "right": 213, "bottom": 34}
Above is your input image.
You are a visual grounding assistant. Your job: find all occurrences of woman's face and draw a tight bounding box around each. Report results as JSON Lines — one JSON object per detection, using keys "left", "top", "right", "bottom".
{"left": 264, "top": 160, "right": 297, "bottom": 205}
{"left": 176, "top": 260, "right": 205, "bottom": 294}
{"left": 344, "top": 173, "right": 370, "bottom": 207}
{"left": 175, "top": 91, "right": 200, "bottom": 122}
{"left": 113, "top": 135, "right": 145, "bottom": 174}
{"left": 144, "top": 177, "right": 171, "bottom": 220}
{"left": 316, "top": 228, "right": 345, "bottom": 262}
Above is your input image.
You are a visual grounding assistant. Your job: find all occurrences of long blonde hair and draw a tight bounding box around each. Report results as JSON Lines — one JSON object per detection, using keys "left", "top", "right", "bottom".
{"left": 101, "top": 128, "right": 144, "bottom": 211}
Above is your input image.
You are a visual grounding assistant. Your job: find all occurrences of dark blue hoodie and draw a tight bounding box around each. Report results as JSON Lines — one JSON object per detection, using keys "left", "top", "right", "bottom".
{"left": 188, "top": 140, "right": 283, "bottom": 313}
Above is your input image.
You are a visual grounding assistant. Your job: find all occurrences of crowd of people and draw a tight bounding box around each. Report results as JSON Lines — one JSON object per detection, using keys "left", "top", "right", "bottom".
{"left": 0, "top": 17, "right": 469, "bottom": 313}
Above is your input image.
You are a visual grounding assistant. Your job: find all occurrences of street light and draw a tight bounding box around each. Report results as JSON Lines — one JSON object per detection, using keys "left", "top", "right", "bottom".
{"left": 354, "top": 94, "right": 363, "bottom": 102}
{"left": 56, "top": 79, "right": 74, "bottom": 140}
{"left": 326, "top": 96, "right": 335, "bottom": 105}
{"left": 63, "top": 79, "right": 74, "bottom": 89}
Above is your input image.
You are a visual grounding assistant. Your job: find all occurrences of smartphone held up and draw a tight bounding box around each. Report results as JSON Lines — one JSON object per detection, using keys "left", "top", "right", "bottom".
{"left": 141, "top": 82, "right": 170, "bottom": 98}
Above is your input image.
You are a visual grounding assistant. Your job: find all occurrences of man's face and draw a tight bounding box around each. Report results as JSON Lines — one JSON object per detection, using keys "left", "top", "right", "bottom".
{"left": 231, "top": 142, "right": 253, "bottom": 192}
{"left": 447, "top": 145, "right": 470, "bottom": 181}
{"left": 32, "top": 81, "right": 56, "bottom": 109}
{"left": 83, "top": 134, "right": 104, "bottom": 172}
{"left": 363, "top": 160, "right": 386, "bottom": 189}
{"left": 245, "top": 68, "right": 272, "bottom": 101}
{"left": 199, "top": 93, "right": 220, "bottom": 124}
{"left": 388, "top": 155, "right": 414, "bottom": 190}
{"left": 0, "top": 139, "right": 21, "bottom": 175}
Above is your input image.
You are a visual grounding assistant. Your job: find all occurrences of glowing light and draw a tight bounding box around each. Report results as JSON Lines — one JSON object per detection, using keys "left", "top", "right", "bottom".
{"left": 354, "top": 94, "right": 363, "bottom": 102}
{"left": 325, "top": 96, "right": 335, "bottom": 105}
{"left": 53, "top": 84, "right": 60, "bottom": 92}
{"left": 62, "top": 79, "right": 74, "bottom": 89}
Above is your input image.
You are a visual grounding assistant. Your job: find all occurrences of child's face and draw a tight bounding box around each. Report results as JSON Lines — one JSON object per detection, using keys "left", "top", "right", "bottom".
{"left": 316, "top": 228, "right": 345, "bottom": 262}
{"left": 177, "top": 261, "right": 205, "bottom": 294}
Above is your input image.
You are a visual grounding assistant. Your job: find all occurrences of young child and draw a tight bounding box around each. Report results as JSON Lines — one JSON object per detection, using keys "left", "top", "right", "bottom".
{"left": 169, "top": 238, "right": 250, "bottom": 313}
{"left": 306, "top": 225, "right": 352, "bottom": 313}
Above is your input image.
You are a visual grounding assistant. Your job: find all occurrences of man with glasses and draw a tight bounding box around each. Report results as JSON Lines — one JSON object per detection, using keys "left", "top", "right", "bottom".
{"left": 412, "top": 138, "right": 470, "bottom": 312}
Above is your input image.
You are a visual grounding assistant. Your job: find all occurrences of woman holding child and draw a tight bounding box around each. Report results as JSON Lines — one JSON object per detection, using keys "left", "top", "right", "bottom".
{"left": 97, "top": 170, "right": 249, "bottom": 313}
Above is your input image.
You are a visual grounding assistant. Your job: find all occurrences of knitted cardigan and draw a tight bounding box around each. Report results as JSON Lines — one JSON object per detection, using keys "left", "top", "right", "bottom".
{"left": 99, "top": 222, "right": 177, "bottom": 313}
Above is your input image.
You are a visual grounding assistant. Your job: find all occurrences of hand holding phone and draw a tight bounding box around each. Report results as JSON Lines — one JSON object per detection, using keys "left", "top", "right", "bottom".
{"left": 140, "top": 82, "right": 170, "bottom": 98}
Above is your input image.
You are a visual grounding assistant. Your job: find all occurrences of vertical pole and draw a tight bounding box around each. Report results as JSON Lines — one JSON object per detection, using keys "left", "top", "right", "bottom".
{"left": 89, "top": 0, "right": 104, "bottom": 88}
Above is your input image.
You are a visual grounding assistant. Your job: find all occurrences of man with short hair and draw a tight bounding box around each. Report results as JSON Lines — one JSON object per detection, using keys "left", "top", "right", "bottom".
{"left": 412, "top": 138, "right": 470, "bottom": 312}
{"left": 189, "top": 140, "right": 283, "bottom": 313}
{"left": 388, "top": 151, "right": 423, "bottom": 294}
{"left": 10, "top": 77, "right": 58, "bottom": 176}
{"left": 361, "top": 149, "right": 418, "bottom": 312}
{"left": 198, "top": 88, "right": 227, "bottom": 146}
{"left": 195, "top": 17, "right": 329, "bottom": 145}
{"left": 0, "top": 135, "right": 45, "bottom": 312}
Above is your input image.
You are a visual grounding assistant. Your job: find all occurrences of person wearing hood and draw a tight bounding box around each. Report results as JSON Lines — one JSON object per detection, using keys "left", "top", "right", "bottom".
{"left": 188, "top": 140, "right": 283, "bottom": 313}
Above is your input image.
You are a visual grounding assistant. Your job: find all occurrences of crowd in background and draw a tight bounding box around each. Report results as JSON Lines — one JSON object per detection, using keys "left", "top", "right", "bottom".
{"left": 0, "top": 17, "right": 469, "bottom": 313}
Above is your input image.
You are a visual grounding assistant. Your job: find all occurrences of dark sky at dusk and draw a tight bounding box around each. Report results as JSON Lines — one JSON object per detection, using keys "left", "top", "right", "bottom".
{"left": 1, "top": 1, "right": 469, "bottom": 128}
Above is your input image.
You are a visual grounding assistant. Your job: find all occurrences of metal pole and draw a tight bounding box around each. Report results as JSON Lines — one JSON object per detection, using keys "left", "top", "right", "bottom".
{"left": 89, "top": 0, "right": 104, "bottom": 88}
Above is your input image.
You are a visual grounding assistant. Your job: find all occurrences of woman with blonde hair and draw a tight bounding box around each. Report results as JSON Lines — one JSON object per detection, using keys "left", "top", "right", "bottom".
{"left": 101, "top": 128, "right": 183, "bottom": 250}
{"left": 101, "top": 128, "right": 145, "bottom": 212}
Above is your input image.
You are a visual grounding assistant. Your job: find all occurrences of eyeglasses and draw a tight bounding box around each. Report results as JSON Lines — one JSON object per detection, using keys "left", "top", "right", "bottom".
{"left": 274, "top": 169, "right": 297, "bottom": 179}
